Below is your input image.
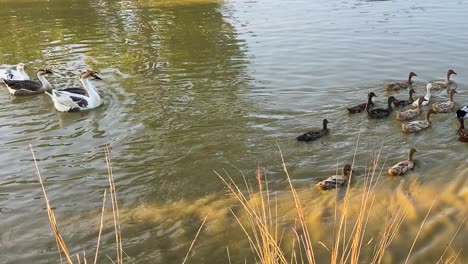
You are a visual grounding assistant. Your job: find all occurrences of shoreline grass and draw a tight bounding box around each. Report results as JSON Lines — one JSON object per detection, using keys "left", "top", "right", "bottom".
{"left": 30, "top": 143, "right": 466, "bottom": 263}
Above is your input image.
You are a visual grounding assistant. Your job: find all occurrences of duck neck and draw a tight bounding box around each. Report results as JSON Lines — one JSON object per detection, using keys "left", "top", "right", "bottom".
{"left": 446, "top": 71, "right": 452, "bottom": 82}
{"left": 460, "top": 118, "right": 465, "bottom": 129}
{"left": 409, "top": 91, "right": 414, "bottom": 102}
{"left": 365, "top": 96, "right": 373, "bottom": 112}
{"left": 425, "top": 111, "right": 433, "bottom": 123}
{"left": 425, "top": 88, "right": 431, "bottom": 99}
{"left": 408, "top": 150, "right": 415, "bottom": 161}
{"left": 387, "top": 98, "right": 393, "bottom": 110}
{"left": 322, "top": 120, "right": 328, "bottom": 130}
{"left": 80, "top": 78, "right": 100, "bottom": 101}
{"left": 407, "top": 74, "right": 413, "bottom": 83}
{"left": 37, "top": 74, "right": 51, "bottom": 90}
{"left": 449, "top": 91, "right": 455, "bottom": 102}
{"left": 417, "top": 99, "right": 423, "bottom": 109}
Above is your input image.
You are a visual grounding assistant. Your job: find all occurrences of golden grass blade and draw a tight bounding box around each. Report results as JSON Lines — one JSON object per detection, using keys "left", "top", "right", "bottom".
{"left": 404, "top": 196, "right": 438, "bottom": 264}
{"left": 182, "top": 216, "right": 208, "bottom": 264}
{"left": 94, "top": 189, "right": 107, "bottom": 264}
{"left": 105, "top": 145, "right": 123, "bottom": 264}
{"left": 29, "top": 144, "right": 73, "bottom": 264}
{"left": 437, "top": 215, "right": 467, "bottom": 263}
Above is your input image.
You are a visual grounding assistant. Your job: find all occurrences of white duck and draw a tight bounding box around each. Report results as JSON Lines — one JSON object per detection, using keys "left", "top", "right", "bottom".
{"left": 412, "top": 83, "right": 432, "bottom": 107}
{"left": 46, "top": 69, "right": 102, "bottom": 112}
{"left": 2, "top": 69, "right": 52, "bottom": 95}
{"left": 0, "top": 63, "right": 30, "bottom": 80}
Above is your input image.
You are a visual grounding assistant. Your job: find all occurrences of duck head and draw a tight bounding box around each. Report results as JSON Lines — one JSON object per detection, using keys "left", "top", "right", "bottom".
{"left": 322, "top": 119, "right": 330, "bottom": 129}
{"left": 448, "top": 69, "right": 457, "bottom": 76}
{"left": 343, "top": 164, "right": 352, "bottom": 177}
{"left": 37, "top": 69, "right": 53, "bottom": 76}
{"left": 368, "top": 92, "right": 377, "bottom": 99}
{"left": 81, "top": 69, "right": 102, "bottom": 80}
{"left": 16, "top": 63, "right": 27, "bottom": 71}
{"left": 408, "top": 72, "right": 418, "bottom": 82}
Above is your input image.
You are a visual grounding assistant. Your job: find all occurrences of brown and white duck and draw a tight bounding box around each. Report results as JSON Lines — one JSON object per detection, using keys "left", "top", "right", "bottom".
{"left": 430, "top": 69, "right": 457, "bottom": 90}
{"left": 457, "top": 118, "right": 468, "bottom": 142}
{"left": 2, "top": 69, "right": 53, "bottom": 95}
{"left": 316, "top": 164, "right": 352, "bottom": 190}
{"left": 386, "top": 72, "right": 417, "bottom": 90}
{"left": 396, "top": 96, "right": 426, "bottom": 121}
{"left": 388, "top": 148, "right": 416, "bottom": 176}
{"left": 432, "top": 89, "right": 457, "bottom": 113}
{"left": 296, "top": 119, "right": 330, "bottom": 142}
{"left": 401, "top": 109, "right": 437, "bottom": 133}
{"left": 366, "top": 96, "right": 397, "bottom": 119}
{"left": 347, "top": 92, "right": 377, "bottom": 113}
{"left": 393, "top": 88, "right": 416, "bottom": 107}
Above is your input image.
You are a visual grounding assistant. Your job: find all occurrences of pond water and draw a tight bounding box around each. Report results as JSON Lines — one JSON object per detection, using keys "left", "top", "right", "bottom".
{"left": 0, "top": 0, "right": 467, "bottom": 263}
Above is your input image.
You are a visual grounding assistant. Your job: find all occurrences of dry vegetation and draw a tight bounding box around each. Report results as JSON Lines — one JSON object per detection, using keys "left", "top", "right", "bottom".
{"left": 30, "top": 142, "right": 465, "bottom": 263}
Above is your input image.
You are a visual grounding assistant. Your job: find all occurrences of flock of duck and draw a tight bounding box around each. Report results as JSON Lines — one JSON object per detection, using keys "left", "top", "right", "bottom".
{"left": 1, "top": 64, "right": 467, "bottom": 191}
{"left": 0, "top": 63, "right": 103, "bottom": 112}
{"left": 295, "top": 69, "right": 468, "bottom": 190}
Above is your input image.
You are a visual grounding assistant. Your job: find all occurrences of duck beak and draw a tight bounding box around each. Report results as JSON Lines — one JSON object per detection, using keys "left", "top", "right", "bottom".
{"left": 93, "top": 75, "right": 102, "bottom": 80}
{"left": 45, "top": 69, "right": 53, "bottom": 74}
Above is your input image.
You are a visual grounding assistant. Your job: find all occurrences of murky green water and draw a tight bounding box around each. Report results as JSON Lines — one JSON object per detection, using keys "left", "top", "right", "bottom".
{"left": 0, "top": 0, "right": 467, "bottom": 263}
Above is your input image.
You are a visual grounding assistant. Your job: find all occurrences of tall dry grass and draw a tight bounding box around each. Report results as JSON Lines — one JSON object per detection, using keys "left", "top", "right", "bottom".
{"left": 216, "top": 142, "right": 465, "bottom": 264}
{"left": 30, "top": 142, "right": 465, "bottom": 263}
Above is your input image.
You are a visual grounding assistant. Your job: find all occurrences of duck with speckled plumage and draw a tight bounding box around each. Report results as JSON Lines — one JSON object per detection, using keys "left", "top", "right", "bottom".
{"left": 316, "top": 164, "right": 352, "bottom": 190}
{"left": 386, "top": 72, "right": 417, "bottom": 90}
{"left": 388, "top": 148, "right": 416, "bottom": 176}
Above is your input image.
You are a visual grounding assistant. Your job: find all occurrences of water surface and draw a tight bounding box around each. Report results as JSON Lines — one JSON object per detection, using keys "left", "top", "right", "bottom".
{"left": 0, "top": 0, "right": 467, "bottom": 263}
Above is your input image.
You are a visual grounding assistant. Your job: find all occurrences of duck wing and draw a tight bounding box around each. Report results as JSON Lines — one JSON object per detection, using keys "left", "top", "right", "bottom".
{"left": 386, "top": 81, "right": 409, "bottom": 90}
{"left": 347, "top": 102, "right": 369, "bottom": 113}
{"left": 297, "top": 129, "right": 327, "bottom": 142}
{"left": 51, "top": 90, "right": 88, "bottom": 109}
{"left": 316, "top": 175, "right": 346, "bottom": 190}
{"left": 2, "top": 79, "right": 42, "bottom": 91}
{"left": 59, "top": 87, "right": 88, "bottom": 96}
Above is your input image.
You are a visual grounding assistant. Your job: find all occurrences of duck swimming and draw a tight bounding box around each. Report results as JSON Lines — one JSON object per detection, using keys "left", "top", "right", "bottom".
{"left": 388, "top": 148, "right": 416, "bottom": 176}
{"left": 386, "top": 72, "right": 417, "bottom": 90}
{"left": 412, "top": 83, "right": 432, "bottom": 107}
{"left": 393, "top": 88, "right": 416, "bottom": 107}
{"left": 0, "top": 63, "right": 30, "bottom": 80}
{"left": 432, "top": 89, "right": 457, "bottom": 113}
{"left": 396, "top": 96, "right": 426, "bottom": 121}
{"left": 2, "top": 69, "right": 52, "bottom": 95}
{"left": 366, "top": 96, "right": 397, "bottom": 119}
{"left": 401, "top": 109, "right": 437, "bottom": 133}
{"left": 456, "top": 106, "right": 468, "bottom": 119}
{"left": 457, "top": 118, "right": 468, "bottom": 142}
{"left": 430, "top": 69, "right": 457, "bottom": 90}
{"left": 347, "top": 92, "right": 376, "bottom": 113}
{"left": 297, "top": 119, "right": 329, "bottom": 142}
{"left": 316, "top": 164, "right": 352, "bottom": 190}
{"left": 46, "top": 70, "right": 102, "bottom": 112}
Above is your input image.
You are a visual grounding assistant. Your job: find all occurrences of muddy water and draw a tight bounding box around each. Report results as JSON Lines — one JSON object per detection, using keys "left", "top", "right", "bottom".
{"left": 0, "top": 0, "right": 467, "bottom": 263}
